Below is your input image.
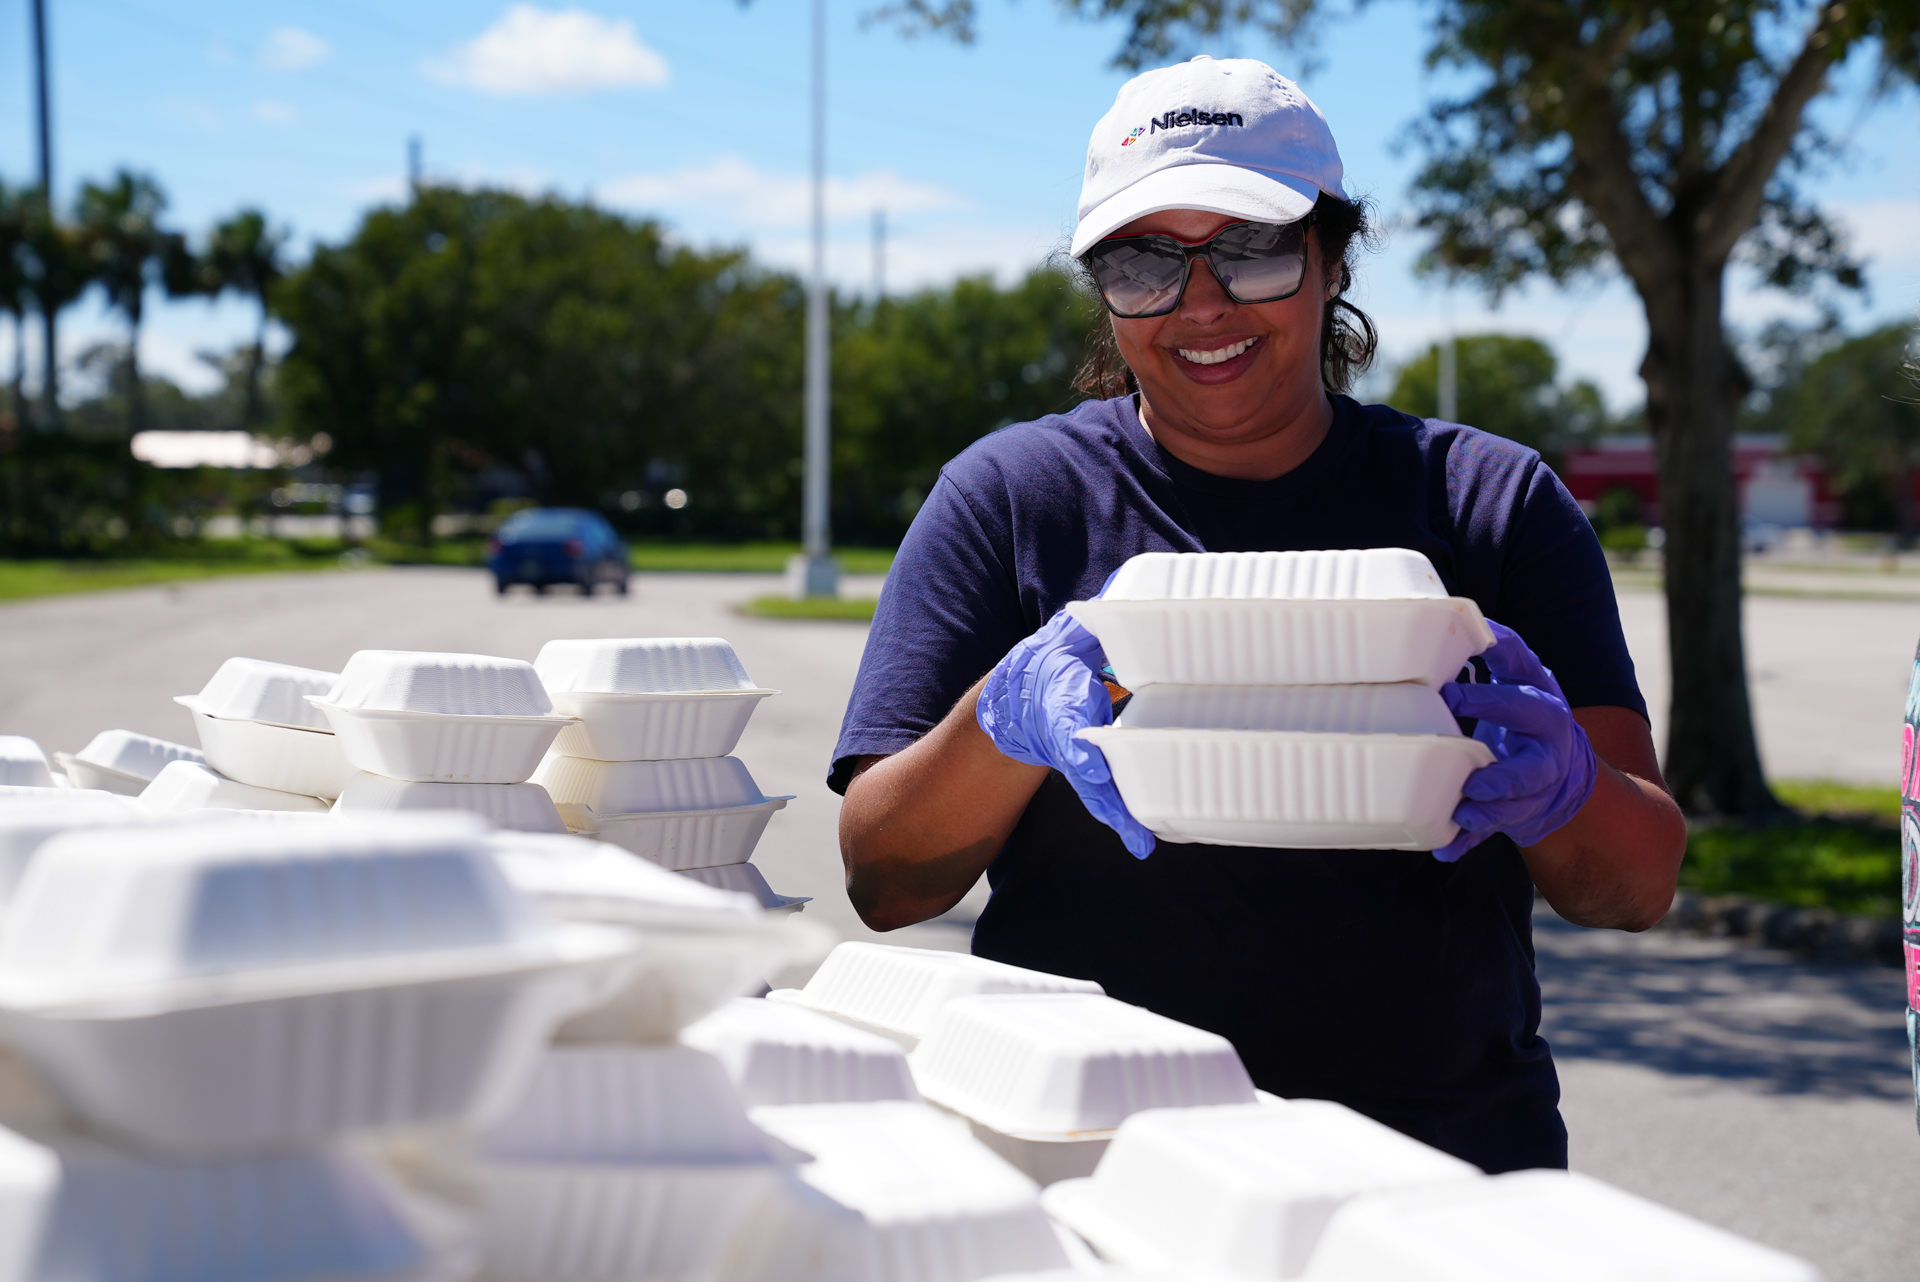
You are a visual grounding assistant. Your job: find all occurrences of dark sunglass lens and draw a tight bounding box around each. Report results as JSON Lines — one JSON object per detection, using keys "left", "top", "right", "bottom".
{"left": 1210, "top": 221, "right": 1307, "bottom": 304}
{"left": 1092, "top": 242, "right": 1187, "bottom": 316}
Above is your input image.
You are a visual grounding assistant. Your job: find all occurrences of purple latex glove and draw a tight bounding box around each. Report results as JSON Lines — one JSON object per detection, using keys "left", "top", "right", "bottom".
{"left": 1432, "top": 620, "right": 1599, "bottom": 863}
{"left": 976, "top": 606, "right": 1157, "bottom": 859}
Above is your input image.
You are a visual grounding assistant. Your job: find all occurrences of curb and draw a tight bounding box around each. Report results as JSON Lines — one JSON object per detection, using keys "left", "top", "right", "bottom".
{"left": 1658, "top": 892, "right": 1902, "bottom": 967}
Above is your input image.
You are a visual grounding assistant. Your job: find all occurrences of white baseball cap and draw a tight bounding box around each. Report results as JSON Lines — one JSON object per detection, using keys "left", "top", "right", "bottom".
{"left": 1070, "top": 56, "right": 1347, "bottom": 257}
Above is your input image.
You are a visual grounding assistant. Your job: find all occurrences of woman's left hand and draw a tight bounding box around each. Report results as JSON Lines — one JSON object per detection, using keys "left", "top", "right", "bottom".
{"left": 1433, "top": 621, "right": 1599, "bottom": 863}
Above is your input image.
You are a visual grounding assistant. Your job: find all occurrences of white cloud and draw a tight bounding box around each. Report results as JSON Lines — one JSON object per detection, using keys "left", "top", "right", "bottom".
{"left": 260, "top": 26, "right": 331, "bottom": 71}
{"left": 1835, "top": 197, "right": 1920, "bottom": 279}
{"left": 252, "top": 100, "right": 297, "bottom": 126}
{"left": 426, "top": 5, "right": 668, "bottom": 96}
{"left": 597, "top": 156, "right": 962, "bottom": 230}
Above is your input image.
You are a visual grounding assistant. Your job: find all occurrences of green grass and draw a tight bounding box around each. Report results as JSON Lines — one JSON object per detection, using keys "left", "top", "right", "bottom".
{"left": 0, "top": 552, "right": 340, "bottom": 602}
{"left": 740, "top": 595, "right": 880, "bottom": 621}
{"left": 628, "top": 542, "right": 895, "bottom": 575}
{"left": 1677, "top": 778, "right": 1904, "bottom": 917}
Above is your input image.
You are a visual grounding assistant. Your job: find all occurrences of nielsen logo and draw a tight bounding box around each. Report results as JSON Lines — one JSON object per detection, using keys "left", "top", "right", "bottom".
{"left": 1147, "top": 109, "right": 1245, "bottom": 134}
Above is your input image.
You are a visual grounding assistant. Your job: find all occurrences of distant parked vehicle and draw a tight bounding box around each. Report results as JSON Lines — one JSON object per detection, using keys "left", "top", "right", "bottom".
{"left": 487, "top": 508, "right": 630, "bottom": 596}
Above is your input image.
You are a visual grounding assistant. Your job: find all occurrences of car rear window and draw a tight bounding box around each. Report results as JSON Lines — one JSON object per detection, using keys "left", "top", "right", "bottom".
{"left": 500, "top": 511, "right": 585, "bottom": 540}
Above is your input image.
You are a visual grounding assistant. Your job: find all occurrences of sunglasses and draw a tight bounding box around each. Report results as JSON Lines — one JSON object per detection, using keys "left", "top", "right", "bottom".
{"left": 1086, "top": 214, "right": 1315, "bottom": 319}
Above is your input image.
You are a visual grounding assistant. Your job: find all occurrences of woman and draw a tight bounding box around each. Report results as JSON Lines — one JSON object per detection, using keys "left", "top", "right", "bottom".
{"left": 828, "top": 55, "right": 1685, "bottom": 1174}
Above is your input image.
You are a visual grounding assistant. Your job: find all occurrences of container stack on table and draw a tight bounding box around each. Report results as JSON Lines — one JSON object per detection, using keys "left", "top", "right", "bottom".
{"left": 1069, "top": 549, "right": 1501, "bottom": 851}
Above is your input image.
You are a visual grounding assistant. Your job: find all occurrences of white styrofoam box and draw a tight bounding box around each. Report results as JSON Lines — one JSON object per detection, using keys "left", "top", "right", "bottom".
{"left": 1101, "top": 549, "right": 1452, "bottom": 602}
{"left": 329, "top": 650, "right": 556, "bottom": 716}
{"left": 1068, "top": 598, "right": 1494, "bottom": 689}
{"left": 535, "top": 754, "right": 770, "bottom": 813}
{"left": 19, "top": 1127, "right": 435, "bottom": 1282}
{"left": 1042, "top": 1101, "right": 1481, "bottom": 1278}
{"left": 57, "top": 729, "right": 205, "bottom": 795}
{"left": 0, "top": 799, "right": 149, "bottom": 905}
{"left": 138, "top": 758, "right": 331, "bottom": 813}
{"left": 0, "top": 1124, "right": 56, "bottom": 1280}
{"left": 560, "top": 799, "right": 791, "bottom": 871}
{"left": 1077, "top": 728, "right": 1494, "bottom": 851}
{"left": 681, "top": 861, "right": 812, "bottom": 914}
{"left": 333, "top": 772, "right": 567, "bottom": 833}
{"left": 1117, "top": 682, "right": 1459, "bottom": 735}
{"left": 175, "top": 655, "right": 341, "bottom": 729}
{"left": 0, "top": 738, "right": 53, "bottom": 790}
{"left": 312, "top": 703, "right": 572, "bottom": 785}
{"left": 1301, "top": 1169, "right": 1822, "bottom": 1281}
{"left": 0, "top": 785, "right": 139, "bottom": 806}
{"left": 0, "top": 819, "right": 640, "bottom": 1155}
{"left": 479, "top": 1043, "right": 770, "bottom": 1164}
{"left": 182, "top": 708, "right": 358, "bottom": 799}
{"left": 488, "top": 830, "right": 833, "bottom": 1042}
{"left": 727, "top": 1102, "right": 1068, "bottom": 1282}
{"left": 682, "top": 997, "right": 921, "bottom": 1107}
{"left": 550, "top": 689, "right": 777, "bottom": 762}
{"left": 909, "top": 994, "right": 1256, "bottom": 1138}
{"left": 767, "top": 943, "right": 1105, "bottom": 1051}
{"left": 535, "top": 636, "right": 760, "bottom": 694}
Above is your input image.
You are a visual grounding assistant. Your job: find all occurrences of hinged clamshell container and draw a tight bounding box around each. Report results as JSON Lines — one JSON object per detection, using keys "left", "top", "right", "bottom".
{"left": 0, "top": 818, "right": 639, "bottom": 1156}
{"left": 181, "top": 710, "right": 357, "bottom": 800}
{"left": 0, "top": 738, "right": 54, "bottom": 791}
{"left": 536, "top": 638, "right": 778, "bottom": 762}
{"left": 1301, "top": 1169, "right": 1822, "bottom": 1281}
{"left": 327, "top": 651, "right": 556, "bottom": 716}
{"left": 680, "top": 862, "right": 811, "bottom": 915}
{"left": 1042, "top": 1101, "right": 1480, "bottom": 1278}
{"left": 536, "top": 755, "right": 768, "bottom": 814}
{"left": 332, "top": 772, "right": 567, "bottom": 833}
{"left": 0, "top": 799, "right": 148, "bottom": 906}
{"left": 138, "top": 759, "right": 330, "bottom": 814}
{"left": 1068, "top": 550, "right": 1493, "bottom": 688}
{"left": 557, "top": 800, "right": 791, "bottom": 871}
{"left": 175, "top": 656, "right": 340, "bottom": 730}
{"left": 1077, "top": 728, "right": 1493, "bottom": 850}
{"left": 56, "top": 730, "right": 205, "bottom": 795}
{"left": 909, "top": 993, "right": 1256, "bottom": 1185}
{"left": 535, "top": 637, "right": 760, "bottom": 695}
{"left": 767, "top": 943, "right": 1104, "bottom": 1051}
{"left": 682, "top": 997, "right": 921, "bottom": 1107}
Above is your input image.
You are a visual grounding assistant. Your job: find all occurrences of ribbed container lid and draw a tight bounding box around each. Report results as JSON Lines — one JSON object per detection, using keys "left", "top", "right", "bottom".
{"left": 1101, "top": 549, "right": 1449, "bottom": 601}
{"left": 534, "top": 754, "right": 765, "bottom": 814}
{"left": 181, "top": 657, "right": 341, "bottom": 729}
{"left": 0, "top": 739, "right": 53, "bottom": 790}
{"left": 326, "top": 651, "right": 554, "bottom": 716}
{"left": 535, "top": 637, "right": 758, "bottom": 694}
{"left": 72, "top": 730, "right": 205, "bottom": 780}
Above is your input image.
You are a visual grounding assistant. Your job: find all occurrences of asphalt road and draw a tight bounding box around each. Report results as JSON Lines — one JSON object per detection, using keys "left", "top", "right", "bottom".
{"left": 2, "top": 565, "right": 1916, "bottom": 1277}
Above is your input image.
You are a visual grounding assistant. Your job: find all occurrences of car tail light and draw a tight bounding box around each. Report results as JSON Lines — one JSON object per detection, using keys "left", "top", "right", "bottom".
{"left": 563, "top": 539, "right": 584, "bottom": 558}
{"left": 486, "top": 538, "right": 501, "bottom": 556}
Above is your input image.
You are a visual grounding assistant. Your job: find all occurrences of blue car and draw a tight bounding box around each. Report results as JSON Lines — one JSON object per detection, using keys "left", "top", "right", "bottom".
{"left": 487, "top": 508, "right": 630, "bottom": 596}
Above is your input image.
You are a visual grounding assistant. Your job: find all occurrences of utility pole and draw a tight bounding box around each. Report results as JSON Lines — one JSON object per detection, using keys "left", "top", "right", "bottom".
{"left": 871, "top": 208, "right": 886, "bottom": 302}
{"left": 1438, "top": 335, "right": 1457, "bottom": 423}
{"left": 791, "top": 0, "right": 839, "bottom": 598}
{"left": 408, "top": 136, "right": 423, "bottom": 193}
{"left": 30, "top": 0, "right": 58, "bottom": 429}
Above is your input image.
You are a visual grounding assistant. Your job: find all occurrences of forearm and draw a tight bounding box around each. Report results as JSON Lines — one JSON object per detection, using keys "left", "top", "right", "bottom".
{"left": 839, "top": 676, "right": 1048, "bottom": 931}
{"left": 1520, "top": 707, "right": 1686, "bottom": 931}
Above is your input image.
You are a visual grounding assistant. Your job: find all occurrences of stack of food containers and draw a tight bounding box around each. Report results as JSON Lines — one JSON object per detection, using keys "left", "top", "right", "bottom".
{"left": 171, "top": 656, "right": 358, "bottom": 806}
{"left": 1068, "top": 549, "right": 1498, "bottom": 850}
{"left": 312, "top": 650, "right": 575, "bottom": 833}
{"left": 530, "top": 638, "right": 794, "bottom": 874}
{"left": 0, "top": 813, "right": 641, "bottom": 1279}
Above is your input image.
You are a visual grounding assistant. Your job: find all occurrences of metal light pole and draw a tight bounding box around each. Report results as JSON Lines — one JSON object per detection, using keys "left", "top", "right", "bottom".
{"left": 31, "top": 0, "right": 58, "bottom": 429}
{"left": 790, "top": 0, "right": 840, "bottom": 599}
{"left": 1438, "top": 334, "right": 1458, "bottom": 423}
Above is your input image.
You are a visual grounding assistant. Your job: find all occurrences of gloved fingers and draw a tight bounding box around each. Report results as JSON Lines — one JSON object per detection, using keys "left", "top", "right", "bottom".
{"left": 1432, "top": 825, "right": 1493, "bottom": 863}
{"left": 1459, "top": 744, "right": 1562, "bottom": 802}
{"left": 1441, "top": 682, "right": 1569, "bottom": 739}
{"left": 1069, "top": 772, "right": 1158, "bottom": 859}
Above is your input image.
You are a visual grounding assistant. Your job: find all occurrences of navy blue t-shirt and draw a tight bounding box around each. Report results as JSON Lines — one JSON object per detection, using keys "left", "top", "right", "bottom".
{"left": 829, "top": 393, "right": 1645, "bottom": 1174}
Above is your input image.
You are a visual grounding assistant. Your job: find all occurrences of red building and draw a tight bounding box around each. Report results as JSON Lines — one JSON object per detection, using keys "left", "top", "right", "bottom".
{"left": 1560, "top": 435, "right": 1844, "bottom": 529}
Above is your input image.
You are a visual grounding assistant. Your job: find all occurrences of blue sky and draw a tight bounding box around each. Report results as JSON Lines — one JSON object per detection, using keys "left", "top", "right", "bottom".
{"left": 2, "top": 0, "right": 1915, "bottom": 410}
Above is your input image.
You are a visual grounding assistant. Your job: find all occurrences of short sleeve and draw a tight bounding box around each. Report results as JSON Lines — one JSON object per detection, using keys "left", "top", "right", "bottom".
{"left": 827, "top": 471, "right": 1031, "bottom": 794}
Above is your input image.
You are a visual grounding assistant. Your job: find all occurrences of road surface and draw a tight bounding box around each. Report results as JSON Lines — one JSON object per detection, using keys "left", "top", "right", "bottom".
{"left": 2, "top": 565, "right": 1916, "bottom": 1277}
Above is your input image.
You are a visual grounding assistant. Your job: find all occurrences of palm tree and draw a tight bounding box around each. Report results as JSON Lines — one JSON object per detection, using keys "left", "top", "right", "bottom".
{"left": 20, "top": 186, "right": 89, "bottom": 431}
{"left": 76, "top": 171, "right": 179, "bottom": 436}
{"left": 205, "top": 210, "right": 288, "bottom": 428}
{"left": 0, "top": 183, "right": 30, "bottom": 429}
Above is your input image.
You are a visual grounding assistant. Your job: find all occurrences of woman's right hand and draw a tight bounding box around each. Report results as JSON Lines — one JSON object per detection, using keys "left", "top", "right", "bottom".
{"left": 976, "top": 608, "right": 1156, "bottom": 858}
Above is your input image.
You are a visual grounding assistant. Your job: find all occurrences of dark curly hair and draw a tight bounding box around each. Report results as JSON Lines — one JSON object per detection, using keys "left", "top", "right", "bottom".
{"left": 1067, "top": 192, "right": 1379, "bottom": 399}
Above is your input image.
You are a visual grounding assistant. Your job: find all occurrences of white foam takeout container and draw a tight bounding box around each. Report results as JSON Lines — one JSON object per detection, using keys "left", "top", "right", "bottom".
{"left": 1042, "top": 1100, "right": 1481, "bottom": 1278}
{"left": 1, "top": 1120, "right": 446, "bottom": 1282}
{"left": 176, "top": 655, "right": 341, "bottom": 730}
{"left": 538, "top": 755, "right": 793, "bottom": 870}
{"left": 767, "top": 943, "right": 1105, "bottom": 1051}
{"left": 536, "top": 637, "right": 777, "bottom": 762}
{"left": 909, "top": 993, "right": 1257, "bottom": 1186}
{"left": 1301, "top": 1169, "right": 1821, "bottom": 1282}
{"left": 0, "top": 798, "right": 149, "bottom": 907}
{"left": 679, "top": 862, "right": 811, "bottom": 915}
{"left": 332, "top": 772, "right": 567, "bottom": 834}
{"left": 309, "top": 651, "right": 573, "bottom": 785}
{"left": 0, "top": 738, "right": 54, "bottom": 791}
{"left": 406, "top": 1043, "right": 781, "bottom": 1282}
{"left": 0, "top": 817, "right": 638, "bottom": 1156}
{"left": 1116, "top": 682, "right": 1460, "bottom": 735}
{"left": 720, "top": 1101, "right": 1068, "bottom": 1282}
{"left": 682, "top": 997, "right": 921, "bottom": 1108}
{"left": 1067, "top": 549, "right": 1494, "bottom": 688}
{"left": 138, "top": 758, "right": 331, "bottom": 814}
{"left": 180, "top": 709, "right": 358, "bottom": 800}
{"left": 487, "top": 831, "right": 832, "bottom": 1042}
{"left": 55, "top": 729, "right": 205, "bottom": 795}
{"left": 1078, "top": 727, "right": 1494, "bottom": 851}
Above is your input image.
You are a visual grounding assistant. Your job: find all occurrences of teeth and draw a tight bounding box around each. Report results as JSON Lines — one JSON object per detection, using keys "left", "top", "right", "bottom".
{"left": 1177, "top": 337, "right": 1258, "bottom": 366}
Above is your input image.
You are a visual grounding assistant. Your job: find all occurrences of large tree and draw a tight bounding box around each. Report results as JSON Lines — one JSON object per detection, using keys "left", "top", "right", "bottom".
{"left": 885, "top": 0, "right": 1919, "bottom": 817}
{"left": 201, "top": 210, "right": 289, "bottom": 429}
{"left": 1388, "top": 333, "right": 1611, "bottom": 464}
{"left": 76, "top": 171, "right": 183, "bottom": 437}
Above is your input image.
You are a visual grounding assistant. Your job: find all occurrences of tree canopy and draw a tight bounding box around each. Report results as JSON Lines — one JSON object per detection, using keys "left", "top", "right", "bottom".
{"left": 1387, "top": 333, "right": 1611, "bottom": 462}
